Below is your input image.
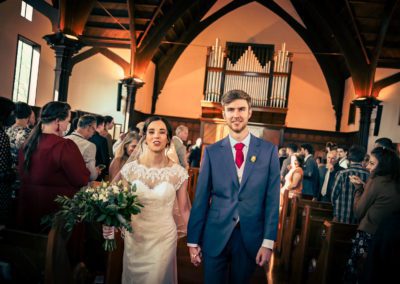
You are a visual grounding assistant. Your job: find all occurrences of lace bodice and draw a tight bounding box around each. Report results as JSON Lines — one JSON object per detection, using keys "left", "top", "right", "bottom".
{"left": 120, "top": 160, "right": 188, "bottom": 190}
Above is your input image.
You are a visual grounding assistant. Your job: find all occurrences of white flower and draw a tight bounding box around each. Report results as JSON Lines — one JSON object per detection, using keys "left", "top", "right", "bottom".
{"left": 112, "top": 185, "right": 120, "bottom": 194}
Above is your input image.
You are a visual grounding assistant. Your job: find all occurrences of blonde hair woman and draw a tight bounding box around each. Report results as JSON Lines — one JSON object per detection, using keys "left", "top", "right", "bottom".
{"left": 109, "top": 132, "right": 140, "bottom": 180}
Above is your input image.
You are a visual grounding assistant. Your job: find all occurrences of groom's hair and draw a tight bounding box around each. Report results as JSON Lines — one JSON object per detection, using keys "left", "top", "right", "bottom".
{"left": 221, "top": 90, "right": 251, "bottom": 108}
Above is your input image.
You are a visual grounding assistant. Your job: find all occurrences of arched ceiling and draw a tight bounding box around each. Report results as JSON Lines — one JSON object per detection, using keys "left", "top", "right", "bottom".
{"left": 19, "top": 0, "right": 400, "bottom": 129}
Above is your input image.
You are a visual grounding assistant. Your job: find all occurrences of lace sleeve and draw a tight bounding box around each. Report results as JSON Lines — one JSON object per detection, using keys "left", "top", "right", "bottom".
{"left": 174, "top": 165, "right": 189, "bottom": 191}
{"left": 120, "top": 161, "right": 134, "bottom": 181}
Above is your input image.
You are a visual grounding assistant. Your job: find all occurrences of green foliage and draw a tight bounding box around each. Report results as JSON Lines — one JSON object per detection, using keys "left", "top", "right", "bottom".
{"left": 46, "top": 181, "right": 143, "bottom": 250}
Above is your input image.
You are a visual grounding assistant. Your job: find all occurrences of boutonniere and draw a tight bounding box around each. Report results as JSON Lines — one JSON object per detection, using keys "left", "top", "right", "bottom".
{"left": 250, "top": 155, "right": 257, "bottom": 163}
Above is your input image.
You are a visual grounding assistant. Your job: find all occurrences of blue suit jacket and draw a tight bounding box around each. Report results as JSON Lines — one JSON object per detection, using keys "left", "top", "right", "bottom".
{"left": 187, "top": 134, "right": 280, "bottom": 258}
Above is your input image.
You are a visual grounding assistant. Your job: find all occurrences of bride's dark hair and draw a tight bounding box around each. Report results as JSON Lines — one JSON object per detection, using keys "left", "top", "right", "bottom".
{"left": 143, "top": 116, "right": 173, "bottom": 144}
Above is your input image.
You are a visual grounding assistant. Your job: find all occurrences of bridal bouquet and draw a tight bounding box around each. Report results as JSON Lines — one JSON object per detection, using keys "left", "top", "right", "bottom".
{"left": 50, "top": 180, "right": 143, "bottom": 251}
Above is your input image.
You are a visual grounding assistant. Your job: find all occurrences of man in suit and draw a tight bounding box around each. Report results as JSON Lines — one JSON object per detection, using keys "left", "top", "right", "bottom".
{"left": 89, "top": 115, "right": 110, "bottom": 181}
{"left": 172, "top": 125, "right": 189, "bottom": 168}
{"left": 187, "top": 90, "right": 280, "bottom": 283}
{"left": 318, "top": 149, "right": 343, "bottom": 202}
{"left": 300, "top": 143, "right": 320, "bottom": 199}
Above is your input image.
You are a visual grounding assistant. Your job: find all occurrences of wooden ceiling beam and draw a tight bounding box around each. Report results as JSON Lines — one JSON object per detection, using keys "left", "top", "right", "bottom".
{"left": 134, "top": 0, "right": 196, "bottom": 77}
{"left": 84, "top": 26, "right": 136, "bottom": 39}
{"left": 71, "top": 47, "right": 130, "bottom": 76}
{"left": 370, "top": 0, "right": 399, "bottom": 71}
{"left": 345, "top": 0, "right": 370, "bottom": 64}
{"left": 80, "top": 37, "right": 130, "bottom": 49}
{"left": 59, "top": 0, "right": 96, "bottom": 36}
{"left": 23, "top": 0, "right": 58, "bottom": 31}
{"left": 127, "top": 0, "right": 137, "bottom": 77}
{"left": 88, "top": 15, "right": 130, "bottom": 25}
{"left": 95, "top": 2, "right": 126, "bottom": 11}
{"left": 372, "top": 72, "right": 400, "bottom": 96}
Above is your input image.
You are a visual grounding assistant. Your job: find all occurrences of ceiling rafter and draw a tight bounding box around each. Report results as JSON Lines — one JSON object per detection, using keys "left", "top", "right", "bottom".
{"left": 127, "top": 0, "right": 137, "bottom": 76}
{"left": 345, "top": 0, "right": 370, "bottom": 64}
{"left": 370, "top": 0, "right": 399, "bottom": 71}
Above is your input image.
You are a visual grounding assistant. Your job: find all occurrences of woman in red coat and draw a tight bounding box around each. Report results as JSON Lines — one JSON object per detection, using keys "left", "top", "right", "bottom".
{"left": 17, "top": 101, "right": 90, "bottom": 233}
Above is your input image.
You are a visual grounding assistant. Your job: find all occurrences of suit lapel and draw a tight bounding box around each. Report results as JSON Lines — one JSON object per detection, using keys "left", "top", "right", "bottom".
{"left": 221, "top": 137, "right": 240, "bottom": 188}
{"left": 239, "top": 135, "right": 261, "bottom": 192}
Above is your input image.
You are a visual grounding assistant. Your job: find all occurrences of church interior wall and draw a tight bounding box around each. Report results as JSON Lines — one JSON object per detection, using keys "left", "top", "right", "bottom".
{"left": 156, "top": 1, "right": 337, "bottom": 131}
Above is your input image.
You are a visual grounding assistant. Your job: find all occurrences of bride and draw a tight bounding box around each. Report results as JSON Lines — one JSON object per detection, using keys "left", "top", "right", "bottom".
{"left": 104, "top": 116, "right": 191, "bottom": 284}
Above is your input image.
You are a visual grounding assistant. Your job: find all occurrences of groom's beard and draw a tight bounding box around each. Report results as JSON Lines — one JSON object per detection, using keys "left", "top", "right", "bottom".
{"left": 227, "top": 119, "right": 247, "bottom": 134}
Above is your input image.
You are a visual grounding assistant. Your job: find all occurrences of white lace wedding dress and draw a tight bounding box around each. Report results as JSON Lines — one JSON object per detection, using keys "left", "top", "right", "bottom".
{"left": 119, "top": 160, "right": 188, "bottom": 284}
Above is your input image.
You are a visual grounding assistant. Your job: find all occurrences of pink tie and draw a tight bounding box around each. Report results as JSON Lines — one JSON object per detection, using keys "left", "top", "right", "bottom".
{"left": 234, "top": 143, "right": 245, "bottom": 168}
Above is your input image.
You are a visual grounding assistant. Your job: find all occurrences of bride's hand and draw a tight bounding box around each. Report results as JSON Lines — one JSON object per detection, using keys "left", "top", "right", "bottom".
{"left": 102, "top": 225, "right": 115, "bottom": 240}
{"left": 189, "top": 246, "right": 202, "bottom": 267}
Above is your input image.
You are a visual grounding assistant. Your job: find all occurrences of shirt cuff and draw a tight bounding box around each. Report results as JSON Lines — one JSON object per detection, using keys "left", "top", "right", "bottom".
{"left": 262, "top": 239, "right": 274, "bottom": 249}
{"left": 187, "top": 243, "right": 198, "bottom": 247}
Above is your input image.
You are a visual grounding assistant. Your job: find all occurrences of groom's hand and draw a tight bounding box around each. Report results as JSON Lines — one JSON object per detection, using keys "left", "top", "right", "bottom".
{"left": 256, "top": 247, "right": 272, "bottom": 268}
{"left": 189, "top": 246, "right": 202, "bottom": 267}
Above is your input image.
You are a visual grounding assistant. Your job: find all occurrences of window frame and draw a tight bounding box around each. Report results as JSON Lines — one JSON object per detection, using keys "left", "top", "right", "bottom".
{"left": 12, "top": 35, "right": 41, "bottom": 105}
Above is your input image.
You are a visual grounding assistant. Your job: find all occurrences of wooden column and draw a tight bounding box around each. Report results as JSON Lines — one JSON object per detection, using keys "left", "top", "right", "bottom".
{"left": 123, "top": 78, "right": 144, "bottom": 129}
{"left": 44, "top": 32, "right": 83, "bottom": 102}
{"left": 353, "top": 97, "right": 381, "bottom": 149}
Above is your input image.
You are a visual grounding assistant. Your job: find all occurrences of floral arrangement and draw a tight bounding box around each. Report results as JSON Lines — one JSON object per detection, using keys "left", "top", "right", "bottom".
{"left": 49, "top": 180, "right": 143, "bottom": 251}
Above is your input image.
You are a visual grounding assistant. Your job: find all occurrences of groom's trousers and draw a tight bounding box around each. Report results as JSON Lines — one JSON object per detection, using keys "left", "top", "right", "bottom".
{"left": 202, "top": 225, "right": 256, "bottom": 284}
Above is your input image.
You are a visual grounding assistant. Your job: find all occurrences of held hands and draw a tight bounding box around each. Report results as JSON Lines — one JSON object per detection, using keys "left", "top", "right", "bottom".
{"left": 189, "top": 246, "right": 202, "bottom": 267}
{"left": 256, "top": 247, "right": 272, "bottom": 269}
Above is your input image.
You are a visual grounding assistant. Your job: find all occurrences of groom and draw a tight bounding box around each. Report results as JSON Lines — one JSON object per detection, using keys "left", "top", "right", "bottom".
{"left": 187, "top": 90, "right": 280, "bottom": 283}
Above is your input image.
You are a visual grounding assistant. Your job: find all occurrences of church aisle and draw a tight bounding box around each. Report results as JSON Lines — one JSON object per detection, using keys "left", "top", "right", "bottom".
{"left": 177, "top": 237, "right": 288, "bottom": 283}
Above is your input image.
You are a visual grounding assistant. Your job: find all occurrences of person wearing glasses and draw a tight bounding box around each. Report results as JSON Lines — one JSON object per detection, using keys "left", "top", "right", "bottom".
{"left": 65, "top": 115, "right": 101, "bottom": 181}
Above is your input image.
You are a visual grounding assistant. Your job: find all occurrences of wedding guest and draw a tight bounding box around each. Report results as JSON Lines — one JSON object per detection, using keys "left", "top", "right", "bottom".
{"left": 337, "top": 145, "right": 350, "bottom": 169}
{"left": 188, "top": 138, "right": 202, "bottom": 168}
{"left": 109, "top": 132, "right": 140, "bottom": 180}
{"left": 28, "top": 110, "right": 36, "bottom": 128}
{"left": 374, "top": 137, "right": 395, "bottom": 151}
{"left": 345, "top": 147, "right": 400, "bottom": 282}
{"left": 331, "top": 145, "right": 369, "bottom": 224}
{"left": 101, "top": 115, "right": 114, "bottom": 159}
{"left": 17, "top": 101, "right": 90, "bottom": 233}
{"left": 6, "top": 102, "right": 32, "bottom": 169}
{"left": 0, "top": 97, "right": 15, "bottom": 225}
{"left": 300, "top": 143, "right": 320, "bottom": 199}
{"left": 172, "top": 125, "right": 189, "bottom": 168}
{"left": 282, "top": 153, "right": 304, "bottom": 196}
{"left": 65, "top": 115, "right": 100, "bottom": 181}
{"left": 89, "top": 115, "right": 110, "bottom": 181}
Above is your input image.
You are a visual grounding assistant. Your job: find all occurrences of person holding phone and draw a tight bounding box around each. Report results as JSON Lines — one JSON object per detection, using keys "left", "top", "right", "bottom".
{"left": 345, "top": 147, "right": 400, "bottom": 282}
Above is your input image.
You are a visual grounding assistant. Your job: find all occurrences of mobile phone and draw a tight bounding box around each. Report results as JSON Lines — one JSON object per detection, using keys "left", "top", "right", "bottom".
{"left": 98, "top": 164, "right": 106, "bottom": 170}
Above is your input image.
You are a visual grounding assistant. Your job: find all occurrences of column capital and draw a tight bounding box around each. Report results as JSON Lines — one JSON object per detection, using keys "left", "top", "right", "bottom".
{"left": 352, "top": 96, "right": 381, "bottom": 108}
{"left": 43, "top": 32, "right": 83, "bottom": 52}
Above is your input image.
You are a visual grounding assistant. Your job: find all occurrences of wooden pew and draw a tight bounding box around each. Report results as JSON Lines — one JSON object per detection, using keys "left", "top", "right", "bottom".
{"left": 188, "top": 167, "right": 199, "bottom": 202}
{"left": 279, "top": 195, "right": 332, "bottom": 272}
{"left": 0, "top": 221, "right": 92, "bottom": 284}
{"left": 276, "top": 189, "right": 291, "bottom": 255}
{"left": 290, "top": 205, "right": 333, "bottom": 284}
{"left": 44, "top": 218, "right": 74, "bottom": 284}
{"left": 0, "top": 227, "right": 47, "bottom": 283}
{"left": 308, "top": 220, "right": 358, "bottom": 284}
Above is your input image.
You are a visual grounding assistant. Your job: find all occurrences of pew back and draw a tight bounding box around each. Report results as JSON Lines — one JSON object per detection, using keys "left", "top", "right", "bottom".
{"left": 309, "top": 220, "right": 357, "bottom": 284}
{"left": 290, "top": 205, "right": 333, "bottom": 283}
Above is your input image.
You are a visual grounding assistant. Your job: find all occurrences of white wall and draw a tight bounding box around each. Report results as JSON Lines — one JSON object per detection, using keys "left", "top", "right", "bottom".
{"left": 0, "top": 1, "right": 54, "bottom": 105}
{"left": 340, "top": 77, "right": 360, "bottom": 132}
{"left": 367, "top": 68, "right": 400, "bottom": 151}
{"left": 156, "top": 1, "right": 337, "bottom": 131}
